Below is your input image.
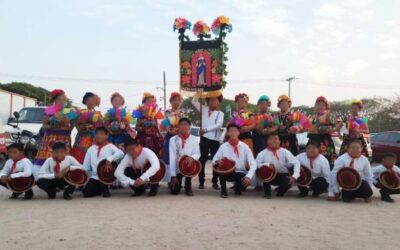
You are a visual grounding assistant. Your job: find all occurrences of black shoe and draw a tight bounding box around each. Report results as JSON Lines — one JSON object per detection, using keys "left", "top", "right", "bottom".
{"left": 102, "top": 190, "right": 111, "bottom": 198}
{"left": 311, "top": 193, "right": 319, "bottom": 198}
{"left": 234, "top": 189, "right": 242, "bottom": 196}
{"left": 23, "top": 190, "right": 34, "bottom": 200}
{"left": 48, "top": 195, "right": 56, "bottom": 200}
{"left": 212, "top": 183, "right": 220, "bottom": 190}
{"left": 220, "top": 192, "right": 228, "bottom": 198}
{"left": 298, "top": 192, "right": 308, "bottom": 198}
{"left": 147, "top": 189, "right": 158, "bottom": 197}
{"left": 381, "top": 195, "right": 394, "bottom": 203}
{"left": 185, "top": 189, "right": 194, "bottom": 197}
{"left": 264, "top": 193, "right": 272, "bottom": 199}
{"left": 276, "top": 192, "right": 284, "bottom": 197}
{"left": 63, "top": 192, "right": 72, "bottom": 200}
{"left": 198, "top": 183, "right": 205, "bottom": 189}
{"left": 9, "top": 193, "right": 21, "bottom": 199}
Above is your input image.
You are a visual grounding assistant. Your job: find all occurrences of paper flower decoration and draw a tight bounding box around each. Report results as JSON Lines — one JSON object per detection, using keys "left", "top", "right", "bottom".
{"left": 133, "top": 103, "right": 164, "bottom": 120}
{"left": 173, "top": 17, "right": 191, "bottom": 31}
{"left": 211, "top": 16, "right": 232, "bottom": 35}
{"left": 192, "top": 20, "right": 210, "bottom": 37}
{"left": 106, "top": 107, "right": 133, "bottom": 123}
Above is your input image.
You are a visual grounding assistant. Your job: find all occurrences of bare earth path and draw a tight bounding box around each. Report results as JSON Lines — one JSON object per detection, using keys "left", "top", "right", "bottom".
{"left": 0, "top": 168, "right": 398, "bottom": 250}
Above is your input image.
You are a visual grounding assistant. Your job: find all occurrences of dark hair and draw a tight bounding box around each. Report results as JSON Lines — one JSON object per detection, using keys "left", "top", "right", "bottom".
{"left": 382, "top": 152, "right": 397, "bottom": 160}
{"left": 7, "top": 143, "right": 24, "bottom": 152}
{"left": 306, "top": 140, "right": 320, "bottom": 148}
{"left": 227, "top": 123, "right": 240, "bottom": 131}
{"left": 52, "top": 142, "right": 67, "bottom": 151}
{"left": 82, "top": 92, "right": 95, "bottom": 104}
{"left": 124, "top": 138, "right": 139, "bottom": 149}
{"left": 95, "top": 126, "right": 109, "bottom": 135}
{"left": 178, "top": 117, "right": 191, "bottom": 125}
{"left": 348, "top": 138, "right": 362, "bottom": 146}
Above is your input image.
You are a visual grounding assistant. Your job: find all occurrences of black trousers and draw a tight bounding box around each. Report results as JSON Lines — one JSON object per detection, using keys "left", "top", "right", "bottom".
{"left": 341, "top": 180, "right": 373, "bottom": 201}
{"left": 82, "top": 178, "right": 109, "bottom": 197}
{"left": 124, "top": 168, "right": 158, "bottom": 195}
{"left": 0, "top": 181, "right": 33, "bottom": 196}
{"left": 199, "top": 136, "right": 220, "bottom": 185}
{"left": 374, "top": 182, "right": 400, "bottom": 197}
{"left": 263, "top": 173, "right": 291, "bottom": 196}
{"left": 36, "top": 178, "right": 75, "bottom": 198}
{"left": 169, "top": 173, "right": 192, "bottom": 194}
{"left": 219, "top": 172, "right": 246, "bottom": 194}
{"left": 252, "top": 133, "right": 268, "bottom": 156}
{"left": 298, "top": 177, "right": 328, "bottom": 196}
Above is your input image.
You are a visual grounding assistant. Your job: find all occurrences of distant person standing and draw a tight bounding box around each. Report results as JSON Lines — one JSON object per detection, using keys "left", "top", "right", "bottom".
{"left": 252, "top": 95, "right": 276, "bottom": 156}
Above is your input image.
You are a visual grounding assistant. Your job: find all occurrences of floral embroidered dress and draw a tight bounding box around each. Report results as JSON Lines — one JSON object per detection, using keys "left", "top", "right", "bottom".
{"left": 229, "top": 109, "right": 255, "bottom": 154}
{"left": 252, "top": 112, "right": 275, "bottom": 155}
{"left": 104, "top": 107, "right": 134, "bottom": 150}
{"left": 34, "top": 104, "right": 77, "bottom": 166}
{"left": 339, "top": 114, "right": 369, "bottom": 157}
{"left": 308, "top": 111, "right": 339, "bottom": 167}
{"left": 161, "top": 109, "right": 185, "bottom": 164}
{"left": 71, "top": 108, "right": 103, "bottom": 163}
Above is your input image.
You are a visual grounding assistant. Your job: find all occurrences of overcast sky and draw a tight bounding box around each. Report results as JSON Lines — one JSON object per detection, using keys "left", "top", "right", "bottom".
{"left": 0, "top": 0, "right": 399, "bottom": 110}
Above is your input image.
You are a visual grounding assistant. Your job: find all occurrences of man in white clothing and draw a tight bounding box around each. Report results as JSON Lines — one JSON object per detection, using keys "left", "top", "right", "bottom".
{"left": 82, "top": 127, "right": 124, "bottom": 198}
{"left": 115, "top": 138, "right": 161, "bottom": 197}
{"left": 169, "top": 118, "right": 201, "bottom": 196}
{"left": 212, "top": 124, "right": 257, "bottom": 198}
{"left": 192, "top": 92, "right": 224, "bottom": 189}
{"left": 372, "top": 152, "right": 400, "bottom": 202}
{"left": 36, "top": 142, "right": 84, "bottom": 200}
{"left": 329, "top": 139, "right": 373, "bottom": 202}
{"left": 295, "top": 140, "right": 331, "bottom": 198}
{"left": 256, "top": 134, "right": 300, "bottom": 198}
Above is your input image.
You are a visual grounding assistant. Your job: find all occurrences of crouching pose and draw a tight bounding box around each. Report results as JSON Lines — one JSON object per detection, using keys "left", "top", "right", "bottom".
{"left": 329, "top": 139, "right": 373, "bottom": 203}
{"left": 82, "top": 126, "right": 124, "bottom": 198}
{"left": 372, "top": 152, "right": 400, "bottom": 203}
{"left": 169, "top": 118, "right": 200, "bottom": 196}
{"left": 256, "top": 134, "right": 300, "bottom": 199}
{"left": 115, "top": 139, "right": 161, "bottom": 197}
{"left": 36, "top": 142, "right": 83, "bottom": 200}
{"left": 212, "top": 124, "right": 256, "bottom": 198}
{"left": 0, "top": 143, "right": 34, "bottom": 199}
{"left": 295, "top": 140, "right": 331, "bottom": 198}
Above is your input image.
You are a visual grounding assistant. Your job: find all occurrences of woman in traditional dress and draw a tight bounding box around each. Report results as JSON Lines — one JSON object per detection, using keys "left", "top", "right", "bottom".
{"left": 104, "top": 92, "right": 134, "bottom": 150}
{"left": 252, "top": 95, "right": 277, "bottom": 156}
{"left": 339, "top": 100, "right": 369, "bottom": 157}
{"left": 71, "top": 92, "right": 103, "bottom": 163}
{"left": 133, "top": 92, "right": 164, "bottom": 157}
{"left": 34, "top": 89, "right": 75, "bottom": 175}
{"left": 230, "top": 93, "right": 255, "bottom": 154}
{"left": 274, "top": 95, "right": 309, "bottom": 156}
{"left": 308, "top": 96, "right": 342, "bottom": 167}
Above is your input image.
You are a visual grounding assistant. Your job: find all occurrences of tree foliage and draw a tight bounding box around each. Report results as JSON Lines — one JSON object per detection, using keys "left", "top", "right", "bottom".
{"left": 0, "top": 81, "right": 50, "bottom": 105}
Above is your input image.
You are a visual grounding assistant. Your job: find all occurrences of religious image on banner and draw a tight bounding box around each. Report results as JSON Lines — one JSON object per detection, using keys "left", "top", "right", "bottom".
{"left": 173, "top": 17, "right": 232, "bottom": 95}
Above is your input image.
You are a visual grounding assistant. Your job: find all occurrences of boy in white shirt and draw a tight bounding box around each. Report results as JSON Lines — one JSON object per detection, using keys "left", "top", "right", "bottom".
{"left": 212, "top": 124, "right": 256, "bottom": 198}
{"left": 295, "top": 140, "right": 331, "bottom": 198}
{"left": 114, "top": 138, "right": 160, "bottom": 197}
{"left": 329, "top": 139, "right": 373, "bottom": 202}
{"left": 169, "top": 118, "right": 201, "bottom": 196}
{"left": 82, "top": 126, "right": 124, "bottom": 198}
{"left": 256, "top": 134, "right": 300, "bottom": 198}
{"left": 0, "top": 143, "right": 33, "bottom": 199}
{"left": 372, "top": 152, "right": 400, "bottom": 202}
{"left": 36, "top": 142, "right": 83, "bottom": 200}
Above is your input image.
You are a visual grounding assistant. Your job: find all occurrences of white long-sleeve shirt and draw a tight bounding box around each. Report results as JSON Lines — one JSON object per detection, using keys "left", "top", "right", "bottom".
{"left": 192, "top": 97, "right": 224, "bottom": 141}
{"left": 212, "top": 141, "right": 257, "bottom": 179}
{"left": 372, "top": 164, "right": 400, "bottom": 184}
{"left": 296, "top": 152, "right": 331, "bottom": 183}
{"left": 37, "top": 156, "right": 83, "bottom": 179}
{"left": 0, "top": 158, "right": 32, "bottom": 179}
{"left": 83, "top": 143, "right": 124, "bottom": 180}
{"left": 329, "top": 153, "right": 372, "bottom": 196}
{"left": 255, "top": 148, "right": 301, "bottom": 179}
{"left": 114, "top": 147, "right": 160, "bottom": 187}
{"left": 169, "top": 134, "right": 200, "bottom": 177}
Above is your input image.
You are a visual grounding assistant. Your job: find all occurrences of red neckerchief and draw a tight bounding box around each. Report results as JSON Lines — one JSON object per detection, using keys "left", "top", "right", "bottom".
{"left": 267, "top": 147, "right": 281, "bottom": 160}
{"left": 228, "top": 138, "right": 239, "bottom": 157}
{"left": 349, "top": 154, "right": 360, "bottom": 168}
{"left": 130, "top": 145, "right": 143, "bottom": 172}
{"left": 95, "top": 141, "right": 109, "bottom": 157}
{"left": 53, "top": 157, "right": 65, "bottom": 174}
{"left": 307, "top": 155, "right": 319, "bottom": 169}
{"left": 178, "top": 133, "right": 190, "bottom": 149}
{"left": 384, "top": 165, "right": 396, "bottom": 175}
{"left": 10, "top": 157, "right": 25, "bottom": 173}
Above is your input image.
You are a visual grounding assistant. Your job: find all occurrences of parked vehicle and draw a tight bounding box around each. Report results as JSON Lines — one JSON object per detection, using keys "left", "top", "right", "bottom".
{"left": 0, "top": 89, "right": 37, "bottom": 127}
{"left": 0, "top": 123, "right": 7, "bottom": 168}
{"left": 371, "top": 131, "right": 400, "bottom": 164}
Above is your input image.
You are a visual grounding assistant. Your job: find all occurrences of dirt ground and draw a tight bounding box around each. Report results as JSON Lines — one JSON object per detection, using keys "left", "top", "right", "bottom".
{"left": 0, "top": 166, "right": 399, "bottom": 250}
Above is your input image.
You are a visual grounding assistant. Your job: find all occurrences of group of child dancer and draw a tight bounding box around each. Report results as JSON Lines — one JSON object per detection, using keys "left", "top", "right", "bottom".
{"left": 1, "top": 89, "right": 399, "bottom": 202}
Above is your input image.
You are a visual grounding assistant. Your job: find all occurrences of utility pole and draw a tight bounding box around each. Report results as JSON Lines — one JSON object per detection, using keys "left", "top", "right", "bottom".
{"left": 284, "top": 76, "right": 297, "bottom": 97}
{"left": 157, "top": 71, "right": 167, "bottom": 111}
